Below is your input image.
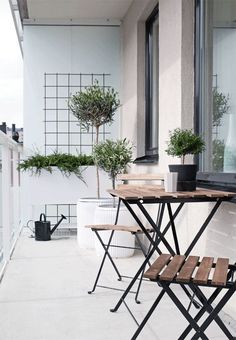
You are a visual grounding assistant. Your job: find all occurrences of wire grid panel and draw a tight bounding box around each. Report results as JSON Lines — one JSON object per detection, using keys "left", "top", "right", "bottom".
{"left": 44, "top": 204, "right": 77, "bottom": 228}
{"left": 44, "top": 73, "right": 112, "bottom": 155}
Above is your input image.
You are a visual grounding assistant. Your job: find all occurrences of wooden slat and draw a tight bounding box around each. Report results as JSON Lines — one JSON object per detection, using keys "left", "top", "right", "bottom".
{"left": 144, "top": 254, "right": 172, "bottom": 280}
{"left": 160, "top": 255, "right": 186, "bottom": 281}
{"left": 108, "top": 189, "right": 139, "bottom": 200}
{"left": 211, "top": 258, "right": 229, "bottom": 286}
{"left": 197, "top": 188, "right": 235, "bottom": 198}
{"left": 85, "top": 224, "right": 150, "bottom": 233}
{"left": 193, "top": 257, "right": 214, "bottom": 285}
{"left": 124, "top": 188, "right": 156, "bottom": 199}
{"left": 176, "top": 256, "right": 200, "bottom": 283}
{"left": 108, "top": 187, "right": 236, "bottom": 200}
{"left": 117, "top": 173, "right": 164, "bottom": 181}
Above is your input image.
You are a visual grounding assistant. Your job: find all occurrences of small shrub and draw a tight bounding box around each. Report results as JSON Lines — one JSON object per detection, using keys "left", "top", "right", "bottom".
{"left": 93, "top": 139, "right": 133, "bottom": 189}
{"left": 165, "top": 128, "right": 205, "bottom": 164}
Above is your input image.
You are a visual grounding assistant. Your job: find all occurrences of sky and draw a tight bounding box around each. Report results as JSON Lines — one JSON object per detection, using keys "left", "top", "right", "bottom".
{"left": 0, "top": 0, "right": 23, "bottom": 128}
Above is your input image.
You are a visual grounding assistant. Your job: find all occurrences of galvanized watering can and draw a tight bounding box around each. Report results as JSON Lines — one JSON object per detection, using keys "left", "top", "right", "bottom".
{"left": 35, "top": 213, "right": 66, "bottom": 241}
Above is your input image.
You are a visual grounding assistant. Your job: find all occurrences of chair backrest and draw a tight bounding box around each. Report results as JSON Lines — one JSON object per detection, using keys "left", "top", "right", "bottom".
{"left": 117, "top": 173, "right": 164, "bottom": 181}
{"left": 116, "top": 173, "right": 164, "bottom": 190}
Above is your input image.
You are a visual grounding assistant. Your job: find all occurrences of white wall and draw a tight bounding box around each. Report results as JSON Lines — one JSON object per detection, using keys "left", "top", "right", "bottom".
{"left": 23, "top": 25, "right": 121, "bottom": 152}
{"left": 22, "top": 24, "right": 121, "bottom": 225}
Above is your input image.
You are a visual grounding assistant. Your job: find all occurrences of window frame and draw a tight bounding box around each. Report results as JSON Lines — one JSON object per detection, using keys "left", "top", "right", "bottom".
{"left": 195, "top": 0, "right": 236, "bottom": 192}
{"left": 134, "top": 4, "right": 159, "bottom": 164}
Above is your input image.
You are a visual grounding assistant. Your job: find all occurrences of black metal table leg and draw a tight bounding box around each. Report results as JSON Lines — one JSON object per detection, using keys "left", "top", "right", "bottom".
{"left": 185, "top": 199, "right": 222, "bottom": 256}
{"left": 167, "top": 203, "right": 180, "bottom": 254}
{"left": 122, "top": 199, "right": 164, "bottom": 254}
{"left": 137, "top": 202, "right": 176, "bottom": 255}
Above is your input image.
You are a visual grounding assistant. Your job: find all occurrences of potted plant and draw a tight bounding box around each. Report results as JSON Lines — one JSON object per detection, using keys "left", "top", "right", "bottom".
{"left": 69, "top": 81, "right": 120, "bottom": 248}
{"left": 92, "top": 138, "right": 135, "bottom": 257}
{"left": 93, "top": 138, "right": 133, "bottom": 199}
{"left": 165, "top": 128, "right": 205, "bottom": 191}
{"left": 69, "top": 80, "right": 120, "bottom": 198}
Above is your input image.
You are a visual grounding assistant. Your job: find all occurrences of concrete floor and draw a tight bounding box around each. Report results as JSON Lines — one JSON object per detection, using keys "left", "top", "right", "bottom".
{"left": 0, "top": 229, "right": 235, "bottom": 340}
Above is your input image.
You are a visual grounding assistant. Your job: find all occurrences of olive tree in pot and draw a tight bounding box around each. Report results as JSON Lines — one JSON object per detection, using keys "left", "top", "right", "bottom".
{"left": 69, "top": 81, "right": 120, "bottom": 249}
{"left": 69, "top": 80, "right": 120, "bottom": 198}
{"left": 93, "top": 138, "right": 133, "bottom": 202}
{"left": 92, "top": 138, "right": 135, "bottom": 257}
{"left": 165, "top": 128, "right": 205, "bottom": 191}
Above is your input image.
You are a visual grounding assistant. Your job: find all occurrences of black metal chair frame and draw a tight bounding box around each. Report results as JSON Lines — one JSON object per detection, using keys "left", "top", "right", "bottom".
{"left": 131, "top": 259, "right": 236, "bottom": 340}
{"left": 87, "top": 198, "right": 157, "bottom": 304}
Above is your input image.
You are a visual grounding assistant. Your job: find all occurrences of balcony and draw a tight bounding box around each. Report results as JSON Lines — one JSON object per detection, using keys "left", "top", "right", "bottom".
{"left": 1, "top": 0, "right": 236, "bottom": 339}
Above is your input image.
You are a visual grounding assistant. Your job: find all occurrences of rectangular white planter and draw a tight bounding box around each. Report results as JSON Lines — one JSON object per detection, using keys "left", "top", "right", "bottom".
{"left": 21, "top": 166, "right": 111, "bottom": 226}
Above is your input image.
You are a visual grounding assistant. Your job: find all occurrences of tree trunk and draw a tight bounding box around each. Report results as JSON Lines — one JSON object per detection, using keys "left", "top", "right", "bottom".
{"left": 95, "top": 126, "right": 100, "bottom": 198}
{"left": 112, "top": 175, "right": 116, "bottom": 207}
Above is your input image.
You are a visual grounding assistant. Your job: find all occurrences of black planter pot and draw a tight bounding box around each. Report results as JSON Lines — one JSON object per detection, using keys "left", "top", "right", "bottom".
{"left": 169, "top": 164, "right": 198, "bottom": 191}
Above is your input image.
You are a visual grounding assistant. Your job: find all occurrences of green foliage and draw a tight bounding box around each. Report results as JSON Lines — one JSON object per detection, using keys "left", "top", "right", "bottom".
{"left": 213, "top": 88, "right": 230, "bottom": 127}
{"left": 93, "top": 139, "right": 133, "bottom": 189}
{"left": 69, "top": 80, "right": 120, "bottom": 131}
{"left": 18, "top": 152, "right": 94, "bottom": 180}
{"left": 165, "top": 128, "right": 205, "bottom": 164}
{"left": 212, "top": 139, "right": 225, "bottom": 172}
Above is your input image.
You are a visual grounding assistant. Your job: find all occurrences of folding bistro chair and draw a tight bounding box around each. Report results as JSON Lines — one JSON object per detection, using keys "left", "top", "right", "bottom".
{"left": 85, "top": 174, "right": 164, "bottom": 302}
{"left": 86, "top": 220, "right": 155, "bottom": 302}
{"left": 132, "top": 253, "right": 236, "bottom": 339}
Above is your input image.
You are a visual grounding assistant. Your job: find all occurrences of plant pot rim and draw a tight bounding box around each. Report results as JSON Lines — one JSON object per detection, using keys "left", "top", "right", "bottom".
{"left": 78, "top": 197, "right": 113, "bottom": 202}
{"left": 96, "top": 203, "right": 125, "bottom": 210}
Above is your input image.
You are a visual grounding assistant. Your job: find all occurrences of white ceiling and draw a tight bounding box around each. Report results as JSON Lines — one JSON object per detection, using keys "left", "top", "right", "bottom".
{"left": 26, "top": 0, "right": 134, "bottom": 20}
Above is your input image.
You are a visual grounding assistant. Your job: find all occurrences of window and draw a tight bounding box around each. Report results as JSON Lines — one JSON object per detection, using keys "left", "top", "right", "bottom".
{"left": 135, "top": 5, "right": 159, "bottom": 163}
{"left": 196, "top": 0, "right": 236, "bottom": 190}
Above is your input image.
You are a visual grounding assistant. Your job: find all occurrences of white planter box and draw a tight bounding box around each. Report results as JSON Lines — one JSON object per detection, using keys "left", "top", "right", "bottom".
{"left": 21, "top": 166, "right": 111, "bottom": 225}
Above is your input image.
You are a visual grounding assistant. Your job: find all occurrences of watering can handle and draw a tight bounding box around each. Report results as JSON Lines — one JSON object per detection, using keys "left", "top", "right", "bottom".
{"left": 39, "top": 213, "right": 47, "bottom": 222}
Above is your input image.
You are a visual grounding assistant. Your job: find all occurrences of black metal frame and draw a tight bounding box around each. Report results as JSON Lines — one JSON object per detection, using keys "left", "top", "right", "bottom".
{"left": 109, "top": 195, "right": 234, "bottom": 322}
{"left": 87, "top": 198, "right": 156, "bottom": 304}
{"left": 44, "top": 73, "right": 111, "bottom": 155}
{"left": 195, "top": 0, "right": 236, "bottom": 191}
{"left": 131, "top": 264, "right": 236, "bottom": 339}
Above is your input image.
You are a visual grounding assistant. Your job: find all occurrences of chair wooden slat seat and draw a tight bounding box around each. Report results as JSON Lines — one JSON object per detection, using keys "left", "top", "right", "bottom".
{"left": 160, "top": 255, "right": 186, "bottom": 281}
{"left": 193, "top": 257, "right": 214, "bottom": 285}
{"left": 85, "top": 224, "right": 153, "bottom": 234}
{"left": 176, "top": 256, "right": 200, "bottom": 283}
{"left": 212, "top": 258, "right": 229, "bottom": 286}
{"left": 144, "top": 254, "right": 172, "bottom": 280}
{"left": 144, "top": 254, "right": 230, "bottom": 288}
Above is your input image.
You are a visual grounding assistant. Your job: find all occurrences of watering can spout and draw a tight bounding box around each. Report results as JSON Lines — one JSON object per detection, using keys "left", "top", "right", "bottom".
{"left": 50, "top": 214, "right": 67, "bottom": 235}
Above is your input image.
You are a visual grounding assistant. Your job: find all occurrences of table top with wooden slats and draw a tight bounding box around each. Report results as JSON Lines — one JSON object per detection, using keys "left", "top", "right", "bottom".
{"left": 144, "top": 254, "right": 231, "bottom": 287}
{"left": 108, "top": 186, "right": 236, "bottom": 201}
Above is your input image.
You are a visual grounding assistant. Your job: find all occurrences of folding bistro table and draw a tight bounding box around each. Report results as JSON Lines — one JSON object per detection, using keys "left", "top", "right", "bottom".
{"left": 107, "top": 185, "right": 235, "bottom": 320}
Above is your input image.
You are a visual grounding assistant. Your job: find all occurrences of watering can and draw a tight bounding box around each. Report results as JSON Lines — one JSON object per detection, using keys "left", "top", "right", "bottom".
{"left": 35, "top": 213, "right": 67, "bottom": 241}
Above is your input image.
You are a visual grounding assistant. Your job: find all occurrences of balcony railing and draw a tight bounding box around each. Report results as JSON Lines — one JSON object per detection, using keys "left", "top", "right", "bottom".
{"left": 0, "top": 131, "right": 23, "bottom": 278}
